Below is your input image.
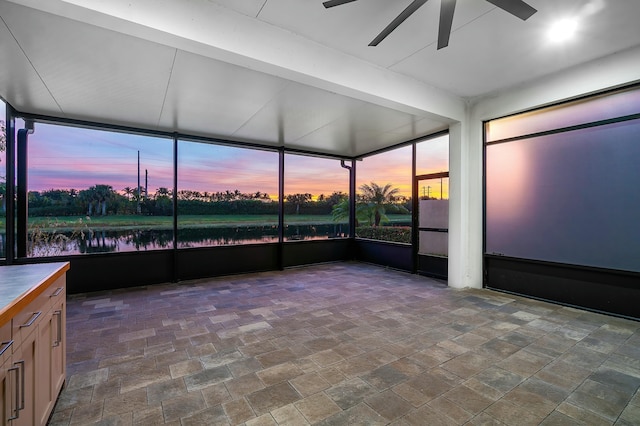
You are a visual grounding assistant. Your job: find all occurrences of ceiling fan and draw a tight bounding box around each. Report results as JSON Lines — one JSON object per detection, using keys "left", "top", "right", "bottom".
{"left": 323, "top": 0, "right": 537, "bottom": 49}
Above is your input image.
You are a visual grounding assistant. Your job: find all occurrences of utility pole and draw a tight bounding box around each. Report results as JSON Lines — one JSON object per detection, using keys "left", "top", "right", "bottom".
{"left": 137, "top": 151, "right": 141, "bottom": 213}
{"left": 145, "top": 169, "right": 148, "bottom": 199}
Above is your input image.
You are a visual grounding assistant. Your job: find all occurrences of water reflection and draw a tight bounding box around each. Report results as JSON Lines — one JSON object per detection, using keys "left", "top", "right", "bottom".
{"left": 14, "top": 223, "right": 348, "bottom": 257}
{"left": 285, "top": 223, "right": 346, "bottom": 241}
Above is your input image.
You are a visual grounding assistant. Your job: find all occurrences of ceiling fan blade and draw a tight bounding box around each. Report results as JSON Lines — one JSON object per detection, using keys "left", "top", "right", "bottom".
{"left": 323, "top": 0, "right": 358, "bottom": 8}
{"left": 369, "top": 0, "right": 430, "bottom": 46}
{"left": 437, "top": 0, "right": 457, "bottom": 49}
{"left": 485, "top": 0, "right": 537, "bottom": 20}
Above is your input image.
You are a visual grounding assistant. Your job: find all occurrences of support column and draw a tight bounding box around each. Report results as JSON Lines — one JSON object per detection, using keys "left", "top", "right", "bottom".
{"left": 448, "top": 118, "right": 483, "bottom": 289}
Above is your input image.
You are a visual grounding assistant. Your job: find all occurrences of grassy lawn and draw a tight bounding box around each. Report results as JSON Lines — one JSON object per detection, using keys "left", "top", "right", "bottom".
{"left": 384, "top": 215, "right": 412, "bottom": 224}
{"left": 1, "top": 214, "right": 411, "bottom": 232}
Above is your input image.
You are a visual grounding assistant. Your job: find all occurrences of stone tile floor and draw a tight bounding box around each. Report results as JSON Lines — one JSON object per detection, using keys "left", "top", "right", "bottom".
{"left": 49, "top": 262, "right": 640, "bottom": 425}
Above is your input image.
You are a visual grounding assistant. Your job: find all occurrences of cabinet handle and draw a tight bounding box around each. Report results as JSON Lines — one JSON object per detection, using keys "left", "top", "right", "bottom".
{"left": 7, "top": 364, "right": 20, "bottom": 420}
{"left": 0, "top": 340, "right": 12, "bottom": 356}
{"left": 53, "top": 310, "right": 62, "bottom": 347}
{"left": 15, "top": 360, "right": 25, "bottom": 411}
{"left": 19, "top": 311, "right": 42, "bottom": 328}
{"left": 51, "top": 287, "right": 64, "bottom": 297}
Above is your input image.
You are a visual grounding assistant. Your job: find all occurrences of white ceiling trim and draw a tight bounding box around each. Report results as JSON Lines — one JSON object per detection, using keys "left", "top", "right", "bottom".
{"left": 6, "top": 0, "right": 465, "bottom": 123}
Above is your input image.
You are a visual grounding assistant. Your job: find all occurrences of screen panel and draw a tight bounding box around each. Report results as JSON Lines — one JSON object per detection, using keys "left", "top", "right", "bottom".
{"left": 177, "top": 141, "right": 279, "bottom": 247}
{"left": 356, "top": 145, "right": 412, "bottom": 243}
{"left": 26, "top": 122, "right": 173, "bottom": 256}
{"left": 283, "top": 153, "right": 349, "bottom": 242}
{"left": 416, "top": 134, "right": 449, "bottom": 177}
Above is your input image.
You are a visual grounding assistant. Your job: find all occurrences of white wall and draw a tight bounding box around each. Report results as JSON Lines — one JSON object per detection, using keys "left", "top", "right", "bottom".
{"left": 448, "top": 117, "right": 478, "bottom": 289}
{"left": 449, "top": 45, "right": 640, "bottom": 289}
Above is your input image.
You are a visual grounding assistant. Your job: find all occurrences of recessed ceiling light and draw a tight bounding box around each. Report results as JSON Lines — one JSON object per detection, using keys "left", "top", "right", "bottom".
{"left": 548, "top": 18, "right": 578, "bottom": 43}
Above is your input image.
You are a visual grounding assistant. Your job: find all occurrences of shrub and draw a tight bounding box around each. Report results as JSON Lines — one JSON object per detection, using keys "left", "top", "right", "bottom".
{"left": 356, "top": 226, "right": 411, "bottom": 243}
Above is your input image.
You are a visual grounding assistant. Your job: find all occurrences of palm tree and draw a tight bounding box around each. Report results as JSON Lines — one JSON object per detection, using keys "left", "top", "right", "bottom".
{"left": 93, "top": 184, "right": 114, "bottom": 216}
{"left": 79, "top": 184, "right": 115, "bottom": 216}
{"left": 332, "top": 197, "right": 371, "bottom": 225}
{"left": 358, "top": 182, "right": 403, "bottom": 226}
{"left": 122, "top": 186, "right": 134, "bottom": 201}
{"left": 285, "top": 193, "right": 312, "bottom": 215}
{"left": 155, "top": 187, "right": 171, "bottom": 198}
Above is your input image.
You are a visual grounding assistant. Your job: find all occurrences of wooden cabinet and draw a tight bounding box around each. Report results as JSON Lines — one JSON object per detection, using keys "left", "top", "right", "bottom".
{"left": 1, "top": 338, "right": 14, "bottom": 426}
{"left": 36, "top": 282, "right": 66, "bottom": 426}
{"left": 13, "top": 332, "right": 36, "bottom": 426}
{"left": 50, "top": 286, "right": 66, "bottom": 400}
{"left": 0, "top": 263, "right": 68, "bottom": 426}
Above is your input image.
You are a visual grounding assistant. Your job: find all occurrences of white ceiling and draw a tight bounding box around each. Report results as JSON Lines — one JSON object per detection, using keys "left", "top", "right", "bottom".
{"left": 1, "top": 0, "right": 639, "bottom": 157}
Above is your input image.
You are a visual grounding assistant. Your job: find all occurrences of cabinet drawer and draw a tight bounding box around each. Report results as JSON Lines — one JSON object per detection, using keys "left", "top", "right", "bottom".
{"left": 0, "top": 319, "right": 10, "bottom": 343}
{"left": 12, "top": 288, "right": 49, "bottom": 348}
{"left": 46, "top": 277, "right": 66, "bottom": 308}
{"left": 0, "top": 321, "right": 12, "bottom": 365}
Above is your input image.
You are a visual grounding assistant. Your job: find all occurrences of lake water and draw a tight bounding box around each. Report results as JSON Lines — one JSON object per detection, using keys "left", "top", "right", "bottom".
{"left": 16, "top": 223, "right": 350, "bottom": 257}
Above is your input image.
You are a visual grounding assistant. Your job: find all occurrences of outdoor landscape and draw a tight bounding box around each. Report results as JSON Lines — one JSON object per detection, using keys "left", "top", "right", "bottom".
{"left": 1, "top": 103, "right": 451, "bottom": 258}
{"left": 18, "top": 182, "right": 411, "bottom": 257}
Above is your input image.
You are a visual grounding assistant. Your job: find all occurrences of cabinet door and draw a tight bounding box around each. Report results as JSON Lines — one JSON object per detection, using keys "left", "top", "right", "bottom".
{"left": 0, "top": 363, "right": 7, "bottom": 426}
{"left": 1, "top": 361, "right": 9, "bottom": 426}
{"left": 1, "top": 344, "right": 16, "bottom": 426}
{"left": 50, "top": 289, "right": 66, "bottom": 396}
{"left": 12, "top": 331, "right": 36, "bottom": 426}
{"left": 36, "top": 316, "right": 53, "bottom": 426}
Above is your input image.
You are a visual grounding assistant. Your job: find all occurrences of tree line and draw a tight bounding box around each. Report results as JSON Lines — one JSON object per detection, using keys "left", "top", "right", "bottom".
{"left": 26, "top": 185, "right": 361, "bottom": 217}
{"left": 24, "top": 181, "right": 412, "bottom": 227}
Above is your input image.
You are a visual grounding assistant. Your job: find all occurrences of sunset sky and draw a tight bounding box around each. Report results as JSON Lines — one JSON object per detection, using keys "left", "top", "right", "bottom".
{"left": 2, "top": 101, "right": 448, "bottom": 199}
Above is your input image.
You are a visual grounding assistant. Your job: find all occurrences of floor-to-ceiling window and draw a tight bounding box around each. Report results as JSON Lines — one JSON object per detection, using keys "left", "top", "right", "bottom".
{"left": 177, "top": 141, "right": 279, "bottom": 247}
{"left": 284, "top": 153, "right": 349, "bottom": 241}
{"left": 355, "top": 145, "right": 412, "bottom": 243}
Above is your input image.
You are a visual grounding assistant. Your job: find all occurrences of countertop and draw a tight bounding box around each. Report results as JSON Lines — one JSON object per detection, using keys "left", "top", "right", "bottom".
{"left": 0, "top": 262, "right": 70, "bottom": 327}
